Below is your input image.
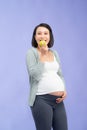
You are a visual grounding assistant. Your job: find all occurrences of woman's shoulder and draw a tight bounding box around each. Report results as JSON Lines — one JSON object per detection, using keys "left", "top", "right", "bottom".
{"left": 50, "top": 49, "right": 60, "bottom": 61}
{"left": 50, "top": 49, "right": 59, "bottom": 56}
{"left": 26, "top": 47, "right": 37, "bottom": 55}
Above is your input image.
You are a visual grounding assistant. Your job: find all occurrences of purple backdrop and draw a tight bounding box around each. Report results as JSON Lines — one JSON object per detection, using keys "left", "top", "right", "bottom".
{"left": 0, "top": 0, "right": 87, "bottom": 130}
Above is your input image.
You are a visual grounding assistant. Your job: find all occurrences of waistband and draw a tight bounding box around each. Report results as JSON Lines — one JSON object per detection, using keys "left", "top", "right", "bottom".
{"left": 36, "top": 94, "right": 62, "bottom": 101}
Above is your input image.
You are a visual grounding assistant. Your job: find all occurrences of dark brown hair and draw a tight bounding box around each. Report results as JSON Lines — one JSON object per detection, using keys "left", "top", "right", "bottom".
{"left": 31, "top": 23, "right": 54, "bottom": 48}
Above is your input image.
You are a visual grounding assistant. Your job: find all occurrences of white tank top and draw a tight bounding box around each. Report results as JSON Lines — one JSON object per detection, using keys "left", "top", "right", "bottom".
{"left": 36, "top": 56, "right": 65, "bottom": 95}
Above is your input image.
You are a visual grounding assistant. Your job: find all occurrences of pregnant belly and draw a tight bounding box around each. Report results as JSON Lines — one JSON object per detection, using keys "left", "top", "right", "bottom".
{"left": 49, "top": 91, "right": 64, "bottom": 96}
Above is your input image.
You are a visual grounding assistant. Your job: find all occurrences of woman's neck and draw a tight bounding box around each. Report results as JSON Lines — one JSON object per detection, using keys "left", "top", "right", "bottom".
{"left": 37, "top": 46, "right": 49, "bottom": 55}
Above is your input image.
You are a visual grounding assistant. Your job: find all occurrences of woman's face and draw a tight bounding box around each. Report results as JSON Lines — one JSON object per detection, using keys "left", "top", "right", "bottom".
{"left": 35, "top": 26, "right": 50, "bottom": 47}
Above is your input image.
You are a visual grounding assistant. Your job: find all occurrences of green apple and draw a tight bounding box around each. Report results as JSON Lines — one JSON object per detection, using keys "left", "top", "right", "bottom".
{"left": 39, "top": 40, "right": 46, "bottom": 47}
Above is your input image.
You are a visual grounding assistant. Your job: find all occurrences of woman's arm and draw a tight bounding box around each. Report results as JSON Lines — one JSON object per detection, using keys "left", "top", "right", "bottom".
{"left": 26, "top": 49, "right": 44, "bottom": 81}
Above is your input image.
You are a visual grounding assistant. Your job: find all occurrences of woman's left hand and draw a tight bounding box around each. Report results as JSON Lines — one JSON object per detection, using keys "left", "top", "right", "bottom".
{"left": 56, "top": 91, "right": 67, "bottom": 103}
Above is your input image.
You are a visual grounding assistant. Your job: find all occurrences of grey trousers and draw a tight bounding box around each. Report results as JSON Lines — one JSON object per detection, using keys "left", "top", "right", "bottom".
{"left": 31, "top": 94, "right": 68, "bottom": 130}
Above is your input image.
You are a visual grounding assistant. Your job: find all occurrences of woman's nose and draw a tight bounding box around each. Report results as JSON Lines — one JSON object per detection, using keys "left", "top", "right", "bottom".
{"left": 40, "top": 34, "right": 45, "bottom": 39}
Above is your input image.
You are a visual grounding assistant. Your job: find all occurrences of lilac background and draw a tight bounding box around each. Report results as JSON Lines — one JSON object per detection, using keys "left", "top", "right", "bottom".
{"left": 0, "top": 0, "right": 87, "bottom": 130}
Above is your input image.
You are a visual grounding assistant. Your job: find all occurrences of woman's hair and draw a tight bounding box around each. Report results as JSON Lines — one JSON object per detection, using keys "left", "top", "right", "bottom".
{"left": 31, "top": 23, "right": 54, "bottom": 48}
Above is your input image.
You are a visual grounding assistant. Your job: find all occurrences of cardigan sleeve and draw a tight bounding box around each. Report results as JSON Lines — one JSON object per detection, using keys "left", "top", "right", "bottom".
{"left": 53, "top": 50, "right": 66, "bottom": 90}
{"left": 26, "top": 49, "right": 44, "bottom": 82}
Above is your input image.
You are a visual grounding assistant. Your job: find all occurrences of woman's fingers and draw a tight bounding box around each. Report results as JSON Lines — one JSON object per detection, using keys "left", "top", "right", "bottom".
{"left": 56, "top": 91, "right": 67, "bottom": 103}
{"left": 56, "top": 97, "right": 64, "bottom": 103}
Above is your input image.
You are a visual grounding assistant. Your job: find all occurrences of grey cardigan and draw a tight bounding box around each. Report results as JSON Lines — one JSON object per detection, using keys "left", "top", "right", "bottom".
{"left": 26, "top": 47, "right": 66, "bottom": 106}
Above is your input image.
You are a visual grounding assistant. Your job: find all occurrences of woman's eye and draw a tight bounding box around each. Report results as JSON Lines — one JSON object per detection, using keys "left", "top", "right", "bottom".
{"left": 37, "top": 32, "right": 41, "bottom": 35}
{"left": 44, "top": 32, "right": 48, "bottom": 35}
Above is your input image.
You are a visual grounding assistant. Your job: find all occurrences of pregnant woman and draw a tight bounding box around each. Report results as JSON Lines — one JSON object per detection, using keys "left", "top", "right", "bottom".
{"left": 26, "top": 23, "right": 68, "bottom": 130}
